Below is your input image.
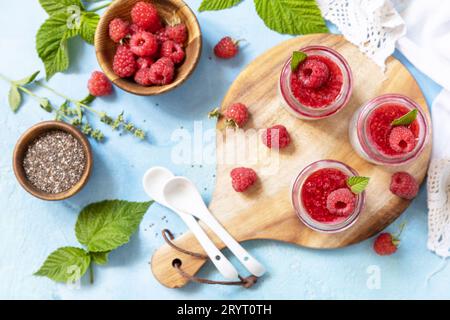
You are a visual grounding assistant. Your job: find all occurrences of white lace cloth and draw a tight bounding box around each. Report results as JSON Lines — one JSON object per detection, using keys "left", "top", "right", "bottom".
{"left": 318, "top": 0, "right": 450, "bottom": 257}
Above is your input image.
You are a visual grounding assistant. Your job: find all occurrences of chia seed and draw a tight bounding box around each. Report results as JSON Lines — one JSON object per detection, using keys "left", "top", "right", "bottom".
{"left": 23, "top": 130, "right": 86, "bottom": 194}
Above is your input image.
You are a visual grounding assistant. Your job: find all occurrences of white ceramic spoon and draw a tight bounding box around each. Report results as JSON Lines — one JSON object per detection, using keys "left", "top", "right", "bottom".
{"left": 142, "top": 167, "right": 239, "bottom": 280}
{"left": 163, "top": 176, "right": 266, "bottom": 277}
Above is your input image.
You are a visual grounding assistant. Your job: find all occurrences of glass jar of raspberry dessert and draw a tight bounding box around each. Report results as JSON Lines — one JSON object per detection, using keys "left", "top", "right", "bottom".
{"left": 279, "top": 46, "right": 353, "bottom": 120}
{"left": 291, "top": 160, "right": 366, "bottom": 233}
{"left": 349, "top": 94, "right": 429, "bottom": 166}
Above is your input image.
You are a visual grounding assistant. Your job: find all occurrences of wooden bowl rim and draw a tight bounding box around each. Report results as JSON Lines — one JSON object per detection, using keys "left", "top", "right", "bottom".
{"left": 12, "top": 121, "right": 93, "bottom": 201}
{"left": 94, "top": 0, "right": 202, "bottom": 96}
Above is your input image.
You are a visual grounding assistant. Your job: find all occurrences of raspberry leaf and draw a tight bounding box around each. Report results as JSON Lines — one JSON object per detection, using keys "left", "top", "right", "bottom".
{"left": 39, "top": 98, "right": 53, "bottom": 113}
{"left": 391, "top": 109, "right": 418, "bottom": 126}
{"left": 291, "top": 51, "right": 307, "bottom": 71}
{"left": 13, "top": 71, "right": 40, "bottom": 86}
{"left": 90, "top": 251, "right": 110, "bottom": 265}
{"left": 347, "top": 176, "right": 370, "bottom": 194}
{"left": 8, "top": 86, "right": 21, "bottom": 112}
{"left": 199, "top": 0, "right": 243, "bottom": 11}
{"left": 80, "top": 12, "right": 100, "bottom": 44}
{"left": 39, "top": 0, "right": 84, "bottom": 16}
{"left": 254, "top": 0, "right": 328, "bottom": 35}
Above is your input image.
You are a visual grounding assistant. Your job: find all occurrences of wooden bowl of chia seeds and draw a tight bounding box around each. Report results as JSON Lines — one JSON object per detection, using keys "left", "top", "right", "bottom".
{"left": 13, "top": 121, "right": 93, "bottom": 201}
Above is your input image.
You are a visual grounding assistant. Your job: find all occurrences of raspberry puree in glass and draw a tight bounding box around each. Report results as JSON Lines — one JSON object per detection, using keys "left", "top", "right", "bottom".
{"left": 367, "top": 103, "right": 419, "bottom": 156}
{"left": 301, "top": 168, "right": 351, "bottom": 223}
{"left": 290, "top": 55, "right": 343, "bottom": 108}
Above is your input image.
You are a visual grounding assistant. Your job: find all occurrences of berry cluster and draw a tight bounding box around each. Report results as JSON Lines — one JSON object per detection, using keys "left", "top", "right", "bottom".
{"left": 109, "top": 1, "right": 188, "bottom": 86}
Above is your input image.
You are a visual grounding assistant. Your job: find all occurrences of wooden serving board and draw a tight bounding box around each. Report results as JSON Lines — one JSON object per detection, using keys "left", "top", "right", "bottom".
{"left": 151, "top": 34, "right": 432, "bottom": 288}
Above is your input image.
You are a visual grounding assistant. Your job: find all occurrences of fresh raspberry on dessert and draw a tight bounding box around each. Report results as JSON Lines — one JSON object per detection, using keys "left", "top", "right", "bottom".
{"left": 214, "top": 37, "right": 239, "bottom": 59}
{"left": 224, "top": 103, "right": 248, "bottom": 127}
{"left": 136, "top": 56, "right": 154, "bottom": 70}
{"left": 87, "top": 71, "right": 112, "bottom": 97}
{"left": 130, "top": 31, "right": 158, "bottom": 57}
{"left": 390, "top": 172, "right": 419, "bottom": 199}
{"left": 134, "top": 67, "right": 153, "bottom": 86}
{"left": 149, "top": 57, "right": 175, "bottom": 85}
{"left": 113, "top": 45, "right": 137, "bottom": 78}
{"left": 388, "top": 126, "right": 416, "bottom": 153}
{"left": 297, "top": 58, "right": 330, "bottom": 89}
{"left": 109, "top": 18, "right": 130, "bottom": 43}
{"left": 161, "top": 40, "right": 185, "bottom": 64}
{"left": 155, "top": 27, "right": 170, "bottom": 43}
{"left": 373, "top": 233, "right": 399, "bottom": 256}
{"left": 326, "top": 188, "right": 356, "bottom": 217}
{"left": 131, "top": 1, "right": 162, "bottom": 32}
{"left": 230, "top": 167, "right": 257, "bottom": 192}
{"left": 261, "top": 125, "right": 291, "bottom": 149}
{"left": 166, "top": 23, "right": 188, "bottom": 45}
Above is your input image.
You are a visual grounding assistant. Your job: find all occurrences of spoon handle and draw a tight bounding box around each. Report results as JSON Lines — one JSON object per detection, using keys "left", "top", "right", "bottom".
{"left": 177, "top": 211, "right": 239, "bottom": 280}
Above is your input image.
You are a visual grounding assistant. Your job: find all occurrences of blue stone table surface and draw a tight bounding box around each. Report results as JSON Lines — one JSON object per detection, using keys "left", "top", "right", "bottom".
{"left": 0, "top": 0, "right": 448, "bottom": 300}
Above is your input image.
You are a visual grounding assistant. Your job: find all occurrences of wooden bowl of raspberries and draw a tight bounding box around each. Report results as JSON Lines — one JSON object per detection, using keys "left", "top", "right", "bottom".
{"left": 95, "top": 0, "right": 202, "bottom": 95}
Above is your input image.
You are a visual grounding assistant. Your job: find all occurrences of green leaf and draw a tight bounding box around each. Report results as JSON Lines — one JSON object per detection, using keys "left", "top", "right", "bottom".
{"left": 254, "top": 0, "right": 328, "bottom": 35}
{"left": 34, "top": 247, "right": 91, "bottom": 283}
{"left": 39, "top": 98, "right": 53, "bottom": 112}
{"left": 347, "top": 176, "right": 370, "bottom": 194}
{"left": 36, "top": 12, "right": 79, "bottom": 80}
{"left": 80, "top": 94, "right": 96, "bottom": 105}
{"left": 80, "top": 12, "right": 100, "bottom": 44}
{"left": 90, "top": 251, "right": 109, "bottom": 265}
{"left": 199, "top": 0, "right": 243, "bottom": 11}
{"left": 75, "top": 200, "right": 153, "bottom": 252}
{"left": 39, "top": 0, "right": 84, "bottom": 15}
{"left": 391, "top": 109, "right": 418, "bottom": 126}
{"left": 13, "top": 71, "right": 40, "bottom": 86}
{"left": 291, "top": 51, "right": 307, "bottom": 71}
{"left": 8, "top": 86, "right": 21, "bottom": 112}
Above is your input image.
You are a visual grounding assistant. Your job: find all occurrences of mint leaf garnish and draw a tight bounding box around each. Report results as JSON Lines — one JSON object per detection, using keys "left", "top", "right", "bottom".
{"left": 347, "top": 176, "right": 370, "bottom": 194}
{"left": 391, "top": 109, "right": 418, "bottom": 126}
{"left": 254, "top": 0, "right": 328, "bottom": 35}
{"left": 291, "top": 51, "right": 307, "bottom": 71}
{"left": 199, "top": 0, "right": 243, "bottom": 11}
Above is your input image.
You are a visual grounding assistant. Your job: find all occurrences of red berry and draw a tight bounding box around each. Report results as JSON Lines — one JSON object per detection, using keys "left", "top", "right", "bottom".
{"left": 262, "top": 125, "right": 291, "bottom": 149}
{"left": 130, "top": 31, "right": 158, "bottom": 57}
{"left": 161, "top": 40, "right": 185, "bottom": 64}
{"left": 388, "top": 126, "right": 416, "bottom": 153}
{"left": 88, "top": 71, "right": 112, "bottom": 97}
{"left": 224, "top": 103, "right": 248, "bottom": 127}
{"left": 166, "top": 23, "right": 188, "bottom": 45}
{"left": 134, "top": 67, "right": 153, "bottom": 86}
{"left": 373, "top": 233, "right": 399, "bottom": 256}
{"left": 297, "top": 59, "right": 330, "bottom": 89}
{"left": 230, "top": 167, "right": 257, "bottom": 192}
{"left": 214, "top": 37, "right": 239, "bottom": 59}
{"left": 155, "top": 27, "right": 170, "bottom": 43}
{"left": 149, "top": 57, "right": 175, "bottom": 85}
{"left": 113, "top": 45, "right": 137, "bottom": 78}
{"left": 131, "top": 1, "right": 162, "bottom": 32}
{"left": 136, "top": 56, "right": 154, "bottom": 70}
{"left": 109, "top": 18, "right": 130, "bottom": 43}
{"left": 390, "top": 172, "right": 419, "bottom": 200}
{"left": 130, "top": 23, "right": 146, "bottom": 35}
{"left": 326, "top": 188, "right": 356, "bottom": 217}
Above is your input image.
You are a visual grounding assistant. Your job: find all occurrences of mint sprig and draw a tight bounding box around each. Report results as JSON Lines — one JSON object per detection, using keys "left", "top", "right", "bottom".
{"left": 35, "top": 200, "right": 153, "bottom": 284}
{"left": 347, "top": 176, "right": 370, "bottom": 194}
{"left": 291, "top": 51, "right": 307, "bottom": 71}
{"left": 391, "top": 109, "right": 418, "bottom": 126}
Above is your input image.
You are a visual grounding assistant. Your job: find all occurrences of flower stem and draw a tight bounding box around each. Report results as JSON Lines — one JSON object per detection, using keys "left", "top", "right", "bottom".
{"left": 89, "top": 263, "right": 94, "bottom": 284}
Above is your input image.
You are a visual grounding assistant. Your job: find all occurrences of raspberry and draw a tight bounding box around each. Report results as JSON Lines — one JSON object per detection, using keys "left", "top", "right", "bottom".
{"left": 166, "top": 23, "right": 188, "bottom": 45}
{"left": 136, "top": 56, "right": 154, "bottom": 70}
{"left": 134, "top": 67, "right": 153, "bottom": 86}
{"left": 130, "top": 31, "right": 158, "bottom": 57}
{"left": 373, "top": 233, "right": 399, "bottom": 256}
{"left": 214, "top": 37, "right": 239, "bottom": 59}
{"left": 161, "top": 40, "right": 185, "bottom": 64}
{"left": 326, "top": 188, "right": 356, "bottom": 217}
{"left": 113, "top": 45, "right": 137, "bottom": 78}
{"left": 131, "top": 1, "right": 162, "bottom": 32}
{"left": 155, "top": 27, "right": 170, "bottom": 43}
{"left": 388, "top": 126, "right": 416, "bottom": 153}
{"left": 224, "top": 103, "right": 248, "bottom": 127}
{"left": 149, "top": 57, "right": 175, "bottom": 85}
{"left": 109, "top": 18, "right": 130, "bottom": 43}
{"left": 130, "top": 23, "right": 146, "bottom": 35}
{"left": 262, "top": 125, "right": 291, "bottom": 149}
{"left": 297, "top": 59, "right": 330, "bottom": 89}
{"left": 389, "top": 172, "right": 419, "bottom": 199}
{"left": 230, "top": 167, "right": 257, "bottom": 192}
{"left": 87, "top": 71, "right": 112, "bottom": 96}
